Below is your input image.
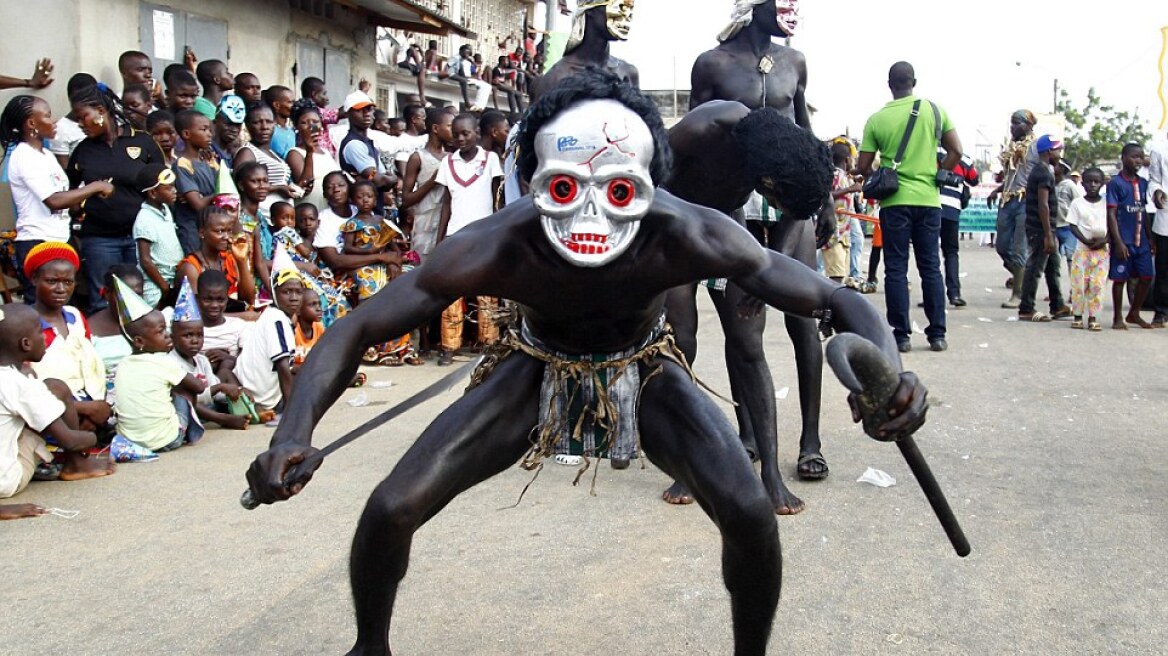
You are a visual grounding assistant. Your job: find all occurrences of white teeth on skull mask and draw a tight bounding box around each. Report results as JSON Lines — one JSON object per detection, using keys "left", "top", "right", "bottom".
{"left": 531, "top": 99, "right": 656, "bottom": 267}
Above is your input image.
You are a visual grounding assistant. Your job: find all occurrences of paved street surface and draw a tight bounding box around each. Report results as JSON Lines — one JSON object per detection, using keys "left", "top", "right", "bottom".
{"left": 3, "top": 243, "right": 1166, "bottom": 655}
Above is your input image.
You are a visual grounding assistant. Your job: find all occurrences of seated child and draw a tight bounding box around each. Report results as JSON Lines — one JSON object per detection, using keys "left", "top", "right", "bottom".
{"left": 1, "top": 304, "right": 112, "bottom": 496}
{"left": 195, "top": 269, "right": 252, "bottom": 387}
{"left": 168, "top": 278, "right": 250, "bottom": 430}
{"left": 175, "top": 206, "right": 257, "bottom": 310}
{"left": 293, "top": 292, "right": 324, "bottom": 371}
{"left": 234, "top": 249, "right": 301, "bottom": 419}
{"left": 134, "top": 164, "right": 184, "bottom": 307}
{"left": 112, "top": 280, "right": 207, "bottom": 452}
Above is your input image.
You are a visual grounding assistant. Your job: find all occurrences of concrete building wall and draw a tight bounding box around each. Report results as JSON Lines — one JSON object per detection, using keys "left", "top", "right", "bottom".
{"left": 0, "top": 0, "right": 378, "bottom": 115}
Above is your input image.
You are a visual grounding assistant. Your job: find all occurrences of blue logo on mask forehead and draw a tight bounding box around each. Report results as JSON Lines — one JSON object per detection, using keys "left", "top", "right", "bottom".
{"left": 557, "top": 136, "right": 579, "bottom": 151}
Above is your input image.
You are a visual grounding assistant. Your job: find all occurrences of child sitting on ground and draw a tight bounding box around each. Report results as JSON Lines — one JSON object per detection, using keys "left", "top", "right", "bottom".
{"left": 112, "top": 279, "right": 207, "bottom": 452}
{"left": 134, "top": 164, "right": 184, "bottom": 307}
{"left": 195, "top": 269, "right": 251, "bottom": 387}
{"left": 234, "top": 247, "right": 301, "bottom": 423}
{"left": 293, "top": 292, "right": 324, "bottom": 371}
{"left": 1066, "top": 167, "right": 1110, "bottom": 332}
{"left": 168, "top": 279, "right": 250, "bottom": 430}
{"left": 1, "top": 304, "right": 111, "bottom": 497}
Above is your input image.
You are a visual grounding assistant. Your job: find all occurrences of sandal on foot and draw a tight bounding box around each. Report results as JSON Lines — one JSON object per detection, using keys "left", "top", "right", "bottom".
{"left": 403, "top": 353, "right": 425, "bottom": 366}
{"left": 1019, "top": 311, "right": 1051, "bottom": 322}
{"left": 1088, "top": 318, "right": 1102, "bottom": 332}
{"left": 378, "top": 354, "right": 404, "bottom": 367}
{"left": 1071, "top": 318, "right": 1084, "bottom": 329}
{"left": 796, "top": 453, "right": 829, "bottom": 480}
{"left": 361, "top": 347, "right": 380, "bottom": 364}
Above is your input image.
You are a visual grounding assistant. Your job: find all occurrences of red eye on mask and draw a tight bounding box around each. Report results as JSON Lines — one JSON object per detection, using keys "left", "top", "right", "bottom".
{"left": 549, "top": 175, "right": 578, "bottom": 204}
{"left": 607, "top": 179, "right": 634, "bottom": 207}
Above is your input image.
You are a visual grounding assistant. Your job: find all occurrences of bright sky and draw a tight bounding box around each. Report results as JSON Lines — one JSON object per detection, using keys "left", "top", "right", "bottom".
{"left": 545, "top": 1, "right": 1168, "bottom": 165}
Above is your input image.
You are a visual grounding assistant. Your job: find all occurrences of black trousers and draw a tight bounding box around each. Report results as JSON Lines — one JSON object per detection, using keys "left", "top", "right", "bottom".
{"left": 941, "top": 218, "right": 961, "bottom": 300}
{"left": 1153, "top": 234, "right": 1168, "bottom": 314}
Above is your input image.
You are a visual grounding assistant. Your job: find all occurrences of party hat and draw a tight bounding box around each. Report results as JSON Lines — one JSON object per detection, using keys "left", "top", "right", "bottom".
{"left": 270, "top": 242, "right": 304, "bottom": 289}
{"left": 112, "top": 275, "right": 155, "bottom": 333}
{"left": 172, "top": 276, "right": 202, "bottom": 323}
{"left": 216, "top": 161, "right": 239, "bottom": 196}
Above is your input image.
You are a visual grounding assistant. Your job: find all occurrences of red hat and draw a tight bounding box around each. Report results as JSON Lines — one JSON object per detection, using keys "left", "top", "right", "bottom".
{"left": 23, "top": 241, "right": 80, "bottom": 279}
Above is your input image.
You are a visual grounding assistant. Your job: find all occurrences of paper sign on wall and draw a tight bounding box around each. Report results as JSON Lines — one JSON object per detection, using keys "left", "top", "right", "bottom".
{"left": 153, "top": 10, "right": 175, "bottom": 60}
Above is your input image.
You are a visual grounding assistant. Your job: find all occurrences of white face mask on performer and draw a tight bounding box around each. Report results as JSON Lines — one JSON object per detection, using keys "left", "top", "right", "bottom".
{"left": 531, "top": 99, "right": 655, "bottom": 268}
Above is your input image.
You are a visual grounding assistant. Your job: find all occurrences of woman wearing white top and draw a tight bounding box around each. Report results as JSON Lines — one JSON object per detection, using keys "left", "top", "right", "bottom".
{"left": 1, "top": 95, "right": 113, "bottom": 301}
{"left": 285, "top": 99, "right": 340, "bottom": 210}
{"left": 233, "top": 103, "right": 299, "bottom": 212}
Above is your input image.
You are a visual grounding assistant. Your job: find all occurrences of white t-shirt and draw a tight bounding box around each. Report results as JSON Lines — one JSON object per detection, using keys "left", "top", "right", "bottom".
{"left": 201, "top": 316, "right": 251, "bottom": 358}
{"left": 1065, "top": 196, "right": 1108, "bottom": 244}
{"left": 394, "top": 134, "right": 428, "bottom": 165}
{"left": 1148, "top": 138, "right": 1168, "bottom": 236}
{"left": 314, "top": 205, "right": 357, "bottom": 251}
{"left": 0, "top": 365, "right": 64, "bottom": 498}
{"left": 47, "top": 117, "right": 85, "bottom": 158}
{"left": 7, "top": 142, "right": 71, "bottom": 241}
{"left": 234, "top": 306, "right": 295, "bottom": 410}
{"left": 435, "top": 147, "right": 503, "bottom": 236}
{"left": 170, "top": 350, "right": 221, "bottom": 406}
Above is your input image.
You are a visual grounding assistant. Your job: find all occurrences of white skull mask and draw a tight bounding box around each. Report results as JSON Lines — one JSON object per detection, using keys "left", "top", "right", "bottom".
{"left": 530, "top": 99, "right": 655, "bottom": 267}
{"left": 775, "top": 0, "right": 801, "bottom": 36}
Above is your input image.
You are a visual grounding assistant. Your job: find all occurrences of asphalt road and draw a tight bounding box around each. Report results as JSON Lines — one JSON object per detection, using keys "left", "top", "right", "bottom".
{"left": 3, "top": 243, "right": 1165, "bottom": 655}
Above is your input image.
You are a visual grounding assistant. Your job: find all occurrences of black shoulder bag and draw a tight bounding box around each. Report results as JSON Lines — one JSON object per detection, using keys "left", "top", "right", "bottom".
{"left": 863, "top": 99, "right": 922, "bottom": 201}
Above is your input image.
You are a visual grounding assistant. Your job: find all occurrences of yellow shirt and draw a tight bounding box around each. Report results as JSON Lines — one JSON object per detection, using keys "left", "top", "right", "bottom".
{"left": 114, "top": 352, "right": 187, "bottom": 450}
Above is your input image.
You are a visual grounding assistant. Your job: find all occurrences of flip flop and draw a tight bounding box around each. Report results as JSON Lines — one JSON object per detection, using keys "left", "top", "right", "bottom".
{"left": 796, "top": 453, "right": 830, "bottom": 480}
{"left": 1019, "top": 312, "right": 1051, "bottom": 322}
{"left": 1088, "top": 318, "right": 1102, "bottom": 332}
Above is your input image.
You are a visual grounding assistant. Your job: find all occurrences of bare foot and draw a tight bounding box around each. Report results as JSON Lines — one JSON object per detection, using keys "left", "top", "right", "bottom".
{"left": 1113, "top": 319, "right": 1128, "bottom": 330}
{"left": 0, "top": 503, "right": 48, "bottom": 520}
{"left": 1126, "top": 314, "right": 1154, "bottom": 329}
{"left": 769, "top": 482, "right": 806, "bottom": 515}
{"left": 662, "top": 480, "right": 694, "bottom": 505}
{"left": 59, "top": 453, "right": 116, "bottom": 481}
{"left": 221, "top": 414, "right": 251, "bottom": 430}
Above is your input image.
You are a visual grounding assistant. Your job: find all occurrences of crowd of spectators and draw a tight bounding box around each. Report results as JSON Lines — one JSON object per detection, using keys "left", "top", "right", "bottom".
{"left": 0, "top": 50, "right": 519, "bottom": 514}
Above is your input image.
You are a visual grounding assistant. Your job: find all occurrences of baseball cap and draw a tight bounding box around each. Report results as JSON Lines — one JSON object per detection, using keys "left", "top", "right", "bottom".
{"left": 1036, "top": 135, "right": 1064, "bottom": 154}
{"left": 343, "top": 90, "right": 375, "bottom": 112}
{"left": 218, "top": 94, "right": 246, "bottom": 124}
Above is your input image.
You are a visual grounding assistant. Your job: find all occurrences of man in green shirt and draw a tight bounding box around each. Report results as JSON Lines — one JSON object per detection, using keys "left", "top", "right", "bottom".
{"left": 855, "top": 61, "right": 963, "bottom": 353}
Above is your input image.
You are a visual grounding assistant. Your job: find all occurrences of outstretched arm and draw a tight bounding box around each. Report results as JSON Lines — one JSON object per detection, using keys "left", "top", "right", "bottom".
{"left": 734, "top": 250, "right": 901, "bottom": 366}
{"left": 246, "top": 257, "right": 463, "bottom": 504}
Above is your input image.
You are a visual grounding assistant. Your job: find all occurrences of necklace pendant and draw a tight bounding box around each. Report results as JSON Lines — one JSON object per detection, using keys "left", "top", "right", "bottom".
{"left": 758, "top": 55, "right": 774, "bottom": 74}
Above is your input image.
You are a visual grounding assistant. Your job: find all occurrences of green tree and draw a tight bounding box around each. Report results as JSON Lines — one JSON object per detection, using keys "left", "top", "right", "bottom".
{"left": 1057, "top": 88, "right": 1151, "bottom": 171}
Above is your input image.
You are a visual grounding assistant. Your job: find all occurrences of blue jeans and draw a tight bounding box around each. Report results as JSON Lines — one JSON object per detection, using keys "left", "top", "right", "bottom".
{"left": 1055, "top": 225, "right": 1076, "bottom": 265}
{"left": 995, "top": 198, "right": 1028, "bottom": 273}
{"left": 879, "top": 205, "right": 946, "bottom": 343}
{"left": 79, "top": 235, "right": 137, "bottom": 313}
{"left": 849, "top": 217, "right": 864, "bottom": 279}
